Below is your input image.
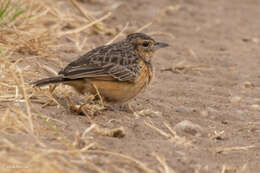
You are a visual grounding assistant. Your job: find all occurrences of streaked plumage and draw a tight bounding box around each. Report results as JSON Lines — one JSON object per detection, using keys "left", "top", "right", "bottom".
{"left": 33, "top": 33, "right": 168, "bottom": 102}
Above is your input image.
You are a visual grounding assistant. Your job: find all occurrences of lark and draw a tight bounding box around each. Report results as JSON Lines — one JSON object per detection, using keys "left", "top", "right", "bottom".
{"left": 33, "top": 33, "right": 168, "bottom": 104}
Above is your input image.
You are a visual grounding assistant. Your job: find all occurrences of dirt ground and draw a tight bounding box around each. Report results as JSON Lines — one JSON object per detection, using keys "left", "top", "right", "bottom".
{"left": 1, "top": 0, "right": 260, "bottom": 173}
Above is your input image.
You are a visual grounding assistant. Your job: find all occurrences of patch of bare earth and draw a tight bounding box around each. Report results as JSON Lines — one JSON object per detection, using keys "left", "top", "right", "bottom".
{"left": 1, "top": 0, "right": 260, "bottom": 173}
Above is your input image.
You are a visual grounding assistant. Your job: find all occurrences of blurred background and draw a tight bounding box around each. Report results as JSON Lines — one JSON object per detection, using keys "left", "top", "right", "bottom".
{"left": 0, "top": 0, "right": 260, "bottom": 173}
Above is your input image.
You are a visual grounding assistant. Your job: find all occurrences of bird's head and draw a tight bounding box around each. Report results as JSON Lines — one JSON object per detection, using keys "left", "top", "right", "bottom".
{"left": 126, "top": 33, "right": 169, "bottom": 61}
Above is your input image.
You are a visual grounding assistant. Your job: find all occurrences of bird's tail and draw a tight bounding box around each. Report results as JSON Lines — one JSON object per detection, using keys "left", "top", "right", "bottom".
{"left": 32, "top": 76, "right": 66, "bottom": 87}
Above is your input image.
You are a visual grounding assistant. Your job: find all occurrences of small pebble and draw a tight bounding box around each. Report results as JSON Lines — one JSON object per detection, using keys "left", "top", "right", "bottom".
{"left": 174, "top": 120, "right": 204, "bottom": 137}
{"left": 200, "top": 110, "right": 209, "bottom": 117}
{"left": 221, "top": 120, "right": 228, "bottom": 125}
{"left": 230, "top": 96, "right": 242, "bottom": 103}
{"left": 243, "top": 81, "right": 255, "bottom": 88}
{"left": 175, "top": 106, "right": 187, "bottom": 113}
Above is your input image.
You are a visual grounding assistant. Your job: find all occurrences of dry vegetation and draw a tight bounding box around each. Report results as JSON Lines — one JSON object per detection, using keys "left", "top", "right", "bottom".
{"left": 0, "top": 0, "right": 177, "bottom": 172}
{"left": 1, "top": 0, "right": 259, "bottom": 172}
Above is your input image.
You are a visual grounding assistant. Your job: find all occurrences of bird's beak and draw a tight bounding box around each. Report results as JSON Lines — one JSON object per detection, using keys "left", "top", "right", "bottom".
{"left": 152, "top": 42, "right": 169, "bottom": 51}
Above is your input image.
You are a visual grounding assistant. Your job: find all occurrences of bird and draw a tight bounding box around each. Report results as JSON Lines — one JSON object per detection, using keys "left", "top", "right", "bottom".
{"left": 33, "top": 33, "right": 168, "bottom": 103}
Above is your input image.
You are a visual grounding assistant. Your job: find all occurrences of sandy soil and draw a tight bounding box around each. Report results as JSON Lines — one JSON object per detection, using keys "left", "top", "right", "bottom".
{"left": 1, "top": 0, "right": 260, "bottom": 172}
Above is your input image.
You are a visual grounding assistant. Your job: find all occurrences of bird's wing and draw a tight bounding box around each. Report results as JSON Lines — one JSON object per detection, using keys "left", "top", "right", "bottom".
{"left": 59, "top": 45, "right": 140, "bottom": 82}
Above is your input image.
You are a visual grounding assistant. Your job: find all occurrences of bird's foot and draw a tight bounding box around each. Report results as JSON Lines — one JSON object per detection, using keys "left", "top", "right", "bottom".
{"left": 122, "top": 103, "right": 135, "bottom": 113}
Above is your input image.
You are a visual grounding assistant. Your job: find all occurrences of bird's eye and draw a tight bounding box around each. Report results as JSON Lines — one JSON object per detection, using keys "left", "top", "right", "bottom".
{"left": 142, "top": 41, "right": 149, "bottom": 47}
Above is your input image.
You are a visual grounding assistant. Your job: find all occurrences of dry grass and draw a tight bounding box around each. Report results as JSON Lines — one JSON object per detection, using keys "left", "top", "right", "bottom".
{"left": 0, "top": 0, "right": 28, "bottom": 28}
{"left": 0, "top": 0, "right": 177, "bottom": 172}
{"left": 144, "top": 121, "right": 192, "bottom": 146}
{"left": 215, "top": 145, "right": 255, "bottom": 154}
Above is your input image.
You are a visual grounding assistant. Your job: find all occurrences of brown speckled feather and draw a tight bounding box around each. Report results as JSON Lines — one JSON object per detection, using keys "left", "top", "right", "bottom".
{"left": 58, "top": 35, "right": 150, "bottom": 82}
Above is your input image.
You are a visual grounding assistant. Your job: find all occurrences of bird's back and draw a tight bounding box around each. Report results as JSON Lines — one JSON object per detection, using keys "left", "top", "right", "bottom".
{"left": 58, "top": 40, "right": 142, "bottom": 83}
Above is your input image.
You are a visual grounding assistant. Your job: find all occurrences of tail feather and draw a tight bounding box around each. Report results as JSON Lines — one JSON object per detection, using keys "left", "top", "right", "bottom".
{"left": 32, "top": 76, "right": 66, "bottom": 87}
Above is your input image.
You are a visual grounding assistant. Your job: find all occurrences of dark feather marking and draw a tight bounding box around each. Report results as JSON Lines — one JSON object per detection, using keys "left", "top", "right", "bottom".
{"left": 58, "top": 33, "right": 154, "bottom": 83}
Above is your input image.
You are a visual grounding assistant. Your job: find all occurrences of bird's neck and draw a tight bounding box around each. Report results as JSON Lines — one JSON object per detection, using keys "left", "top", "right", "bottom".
{"left": 134, "top": 48, "right": 153, "bottom": 71}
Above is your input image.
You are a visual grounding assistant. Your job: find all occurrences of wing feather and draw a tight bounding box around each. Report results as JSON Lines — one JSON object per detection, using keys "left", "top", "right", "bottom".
{"left": 58, "top": 42, "right": 140, "bottom": 82}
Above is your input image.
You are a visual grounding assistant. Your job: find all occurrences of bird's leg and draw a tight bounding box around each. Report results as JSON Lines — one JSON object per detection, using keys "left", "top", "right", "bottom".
{"left": 127, "top": 103, "right": 135, "bottom": 114}
{"left": 91, "top": 83, "right": 104, "bottom": 107}
{"left": 79, "top": 104, "right": 94, "bottom": 124}
{"left": 117, "top": 103, "right": 135, "bottom": 113}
